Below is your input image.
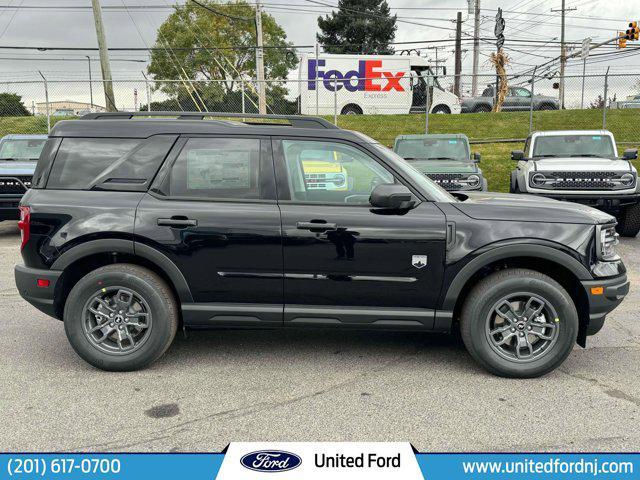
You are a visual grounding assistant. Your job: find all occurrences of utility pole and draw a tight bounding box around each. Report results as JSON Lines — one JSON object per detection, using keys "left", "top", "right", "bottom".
{"left": 471, "top": 0, "right": 481, "bottom": 96}
{"left": 454, "top": 11, "right": 463, "bottom": 97}
{"left": 552, "top": 0, "right": 576, "bottom": 110}
{"left": 86, "top": 56, "right": 94, "bottom": 111}
{"left": 255, "top": 0, "right": 266, "bottom": 114}
{"left": 91, "top": 0, "right": 116, "bottom": 111}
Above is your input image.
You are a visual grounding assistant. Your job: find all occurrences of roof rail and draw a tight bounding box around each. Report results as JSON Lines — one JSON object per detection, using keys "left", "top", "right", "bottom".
{"left": 80, "top": 111, "right": 339, "bottom": 130}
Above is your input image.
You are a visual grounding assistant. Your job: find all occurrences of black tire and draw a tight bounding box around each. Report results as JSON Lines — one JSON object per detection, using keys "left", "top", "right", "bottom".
{"left": 460, "top": 268, "right": 578, "bottom": 378}
{"left": 432, "top": 105, "right": 451, "bottom": 114}
{"left": 340, "top": 104, "right": 362, "bottom": 115}
{"left": 473, "top": 104, "right": 492, "bottom": 113}
{"left": 509, "top": 171, "right": 521, "bottom": 193}
{"left": 616, "top": 203, "right": 640, "bottom": 237}
{"left": 538, "top": 103, "right": 557, "bottom": 111}
{"left": 64, "top": 264, "right": 178, "bottom": 371}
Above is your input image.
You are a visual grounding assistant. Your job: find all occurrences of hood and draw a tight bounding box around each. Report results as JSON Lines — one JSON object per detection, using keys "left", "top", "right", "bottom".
{"left": 452, "top": 191, "right": 615, "bottom": 225}
{"left": 533, "top": 157, "right": 631, "bottom": 172}
{"left": 409, "top": 160, "right": 477, "bottom": 174}
{"left": 0, "top": 160, "right": 37, "bottom": 176}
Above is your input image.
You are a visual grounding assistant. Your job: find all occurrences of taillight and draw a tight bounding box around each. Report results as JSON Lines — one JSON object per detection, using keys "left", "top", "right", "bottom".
{"left": 17, "top": 206, "right": 30, "bottom": 250}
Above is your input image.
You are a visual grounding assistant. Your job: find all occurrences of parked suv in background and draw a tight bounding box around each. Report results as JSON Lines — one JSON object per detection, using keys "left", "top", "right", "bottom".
{"left": 0, "top": 134, "right": 48, "bottom": 220}
{"left": 461, "top": 86, "right": 558, "bottom": 113}
{"left": 510, "top": 130, "right": 640, "bottom": 237}
{"left": 15, "top": 112, "right": 628, "bottom": 377}
{"left": 393, "top": 133, "right": 487, "bottom": 191}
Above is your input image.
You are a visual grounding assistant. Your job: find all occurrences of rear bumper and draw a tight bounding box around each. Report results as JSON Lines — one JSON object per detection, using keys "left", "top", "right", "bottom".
{"left": 581, "top": 274, "right": 629, "bottom": 336}
{"left": 14, "top": 264, "right": 62, "bottom": 319}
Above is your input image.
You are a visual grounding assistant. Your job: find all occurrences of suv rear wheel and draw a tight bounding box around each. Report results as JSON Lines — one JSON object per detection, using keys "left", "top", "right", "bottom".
{"left": 460, "top": 268, "right": 578, "bottom": 378}
{"left": 616, "top": 204, "right": 640, "bottom": 237}
{"left": 64, "top": 264, "right": 178, "bottom": 371}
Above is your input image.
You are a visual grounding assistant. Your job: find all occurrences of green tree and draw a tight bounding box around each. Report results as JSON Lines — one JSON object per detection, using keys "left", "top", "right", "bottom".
{"left": 0, "top": 93, "right": 30, "bottom": 116}
{"left": 317, "top": 0, "right": 397, "bottom": 54}
{"left": 147, "top": 0, "right": 297, "bottom": 104}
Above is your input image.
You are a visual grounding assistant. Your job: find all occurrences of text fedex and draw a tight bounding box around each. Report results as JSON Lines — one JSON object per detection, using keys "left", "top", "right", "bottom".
{"left": 307, "top": 59, "right": 405, "bottom": 92}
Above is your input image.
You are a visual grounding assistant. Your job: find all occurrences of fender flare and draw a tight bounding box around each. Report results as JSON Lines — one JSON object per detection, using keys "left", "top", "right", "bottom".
{"left": 51, "top": 239, "right": 193, "bottom": 303}
{"left": 441, "top": 243, "right": 592, "bottom": 312}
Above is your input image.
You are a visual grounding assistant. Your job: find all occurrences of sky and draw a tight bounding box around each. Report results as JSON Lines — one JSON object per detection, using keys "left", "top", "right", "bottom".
{"left": 0, "top": 0, "right": 638, "bottom": 108}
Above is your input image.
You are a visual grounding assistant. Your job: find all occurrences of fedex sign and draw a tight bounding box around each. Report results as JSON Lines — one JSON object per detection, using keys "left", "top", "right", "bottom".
{"left": 307, "top": 59, "right": 406, "bottom": 92}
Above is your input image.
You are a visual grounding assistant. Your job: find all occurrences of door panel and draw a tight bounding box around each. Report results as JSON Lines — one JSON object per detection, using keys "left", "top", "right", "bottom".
{"left": 273, "top": 138, "right": 447, "bottom": 328}
{"left": 135, "top": 136, "right": 283, "bottom": 326}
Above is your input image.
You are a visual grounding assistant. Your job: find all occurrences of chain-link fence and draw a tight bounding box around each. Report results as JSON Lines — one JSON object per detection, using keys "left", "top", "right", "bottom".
{"left": 1, "top": 72, "right": 639, "bottom": 147}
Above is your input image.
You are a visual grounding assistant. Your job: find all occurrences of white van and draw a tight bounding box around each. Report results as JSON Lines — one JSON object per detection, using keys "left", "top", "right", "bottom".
{"left": 298, "top": 53, "right": 461, "bottom": 115}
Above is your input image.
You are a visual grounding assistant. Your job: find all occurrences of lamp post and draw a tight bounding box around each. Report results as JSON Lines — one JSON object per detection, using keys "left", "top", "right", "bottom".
{"left": 86, "top": 56, "right": 94, "bottom": 111}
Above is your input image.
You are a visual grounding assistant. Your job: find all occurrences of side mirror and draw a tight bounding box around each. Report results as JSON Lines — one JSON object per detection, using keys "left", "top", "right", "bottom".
{"left": 473, "top": 152, "right": 481, "bottom": 163}
{"left": 370, "top": 184, "right": 416, "bottom": 210}
{"left": 511, "top": 150, "right": 525, "bottom": 161}
{"left": 623, "top": 149, "right": 638, "bottom": 160}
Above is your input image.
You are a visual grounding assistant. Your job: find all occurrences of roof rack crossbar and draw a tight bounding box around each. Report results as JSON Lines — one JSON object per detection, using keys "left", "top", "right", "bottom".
{"left": 80, "top": 111, "right": 338, "bottom": 129}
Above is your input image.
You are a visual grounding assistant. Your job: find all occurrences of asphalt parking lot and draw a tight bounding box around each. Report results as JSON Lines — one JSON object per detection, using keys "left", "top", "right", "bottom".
{"left": 0, "top": 220, "right": 639, "bottom": 453}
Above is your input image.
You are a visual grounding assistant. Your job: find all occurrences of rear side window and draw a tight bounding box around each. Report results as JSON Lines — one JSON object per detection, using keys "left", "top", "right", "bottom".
{"left": 165, "top": 137, "right": 263, "bottom": 200}
{"left": 46, "top": 136, "right": 176, "bottom": 190}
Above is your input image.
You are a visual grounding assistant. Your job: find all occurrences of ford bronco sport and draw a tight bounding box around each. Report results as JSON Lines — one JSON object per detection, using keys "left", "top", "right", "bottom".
{"left": 15, "top": 112, "right": 629, "bottom": 377}
{"left": 510, "top": 130, "right": 640, "bottom": 237}
{"left": 393, "top": 134, "right": 487, "bottom": 191}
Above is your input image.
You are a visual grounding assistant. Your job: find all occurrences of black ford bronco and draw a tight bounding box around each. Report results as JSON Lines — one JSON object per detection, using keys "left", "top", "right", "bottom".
{"left": 15, "top": 112, "right": 629, "bottom": 377}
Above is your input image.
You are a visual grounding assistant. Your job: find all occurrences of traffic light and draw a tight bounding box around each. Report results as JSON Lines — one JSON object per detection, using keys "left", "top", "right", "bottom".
{"left": 626, "top": 22, "right": 639, "bottom": 40}
{"left": 619, "top": 31, "right": 627, "bottom": 49}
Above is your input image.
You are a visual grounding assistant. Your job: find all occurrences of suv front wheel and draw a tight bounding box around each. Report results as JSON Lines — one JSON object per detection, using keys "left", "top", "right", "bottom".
{"left": 616, "top": 204, "right": 640, "bottom": 237}
{"left": 64, "top": 264, "right": 178, "bottom": 371}
{"left": 460, "top": 268, "right": 578, "bottom": 378}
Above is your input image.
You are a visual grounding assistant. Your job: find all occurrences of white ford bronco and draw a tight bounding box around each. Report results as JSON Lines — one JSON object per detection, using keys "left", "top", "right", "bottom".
{"left": 510, "top": 130, "right": 640, "bottom": 237}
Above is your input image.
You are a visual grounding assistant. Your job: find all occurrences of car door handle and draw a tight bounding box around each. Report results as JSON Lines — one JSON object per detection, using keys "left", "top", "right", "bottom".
{"left": 296, "top": 221, "right": 338, "bottom": 231}
{"left": 157, "top": 217, "right": 198, "bottom": 228}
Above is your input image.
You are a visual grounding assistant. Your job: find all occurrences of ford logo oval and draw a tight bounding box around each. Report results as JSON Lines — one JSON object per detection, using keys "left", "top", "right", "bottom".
{"left": 240, "top": 450, "right": 302, "bottom": 472}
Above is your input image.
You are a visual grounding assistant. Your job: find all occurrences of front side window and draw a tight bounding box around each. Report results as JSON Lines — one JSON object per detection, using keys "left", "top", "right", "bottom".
{"left": 167, "top": 137, "right": 262, "bottom": 200}
{"left": 532, "top": 135, "right": 616, "bottom": 158}
{"left": 281, "top": 139, "right": 394, "bottom": 205}
{"left": 514, "top": 87, "right": 531, "bottom": 97}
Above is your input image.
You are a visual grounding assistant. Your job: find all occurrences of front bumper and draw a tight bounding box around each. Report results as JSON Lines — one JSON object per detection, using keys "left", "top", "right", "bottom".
{"left": 0, "top": 194, "right": 25, "bottom": 219}
{"left": 580, "top": 273, "right": 629, "bottom": 336}
{"left": 524, "top": 192, "right": 640, "bottom": 210}
{"left": 14, "top": 264, "right": 62, "bottom": 319}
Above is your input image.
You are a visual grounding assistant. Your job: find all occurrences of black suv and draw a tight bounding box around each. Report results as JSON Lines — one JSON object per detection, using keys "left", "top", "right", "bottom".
{"left": 15, "top": 112, "right": 629, "bottom": 377}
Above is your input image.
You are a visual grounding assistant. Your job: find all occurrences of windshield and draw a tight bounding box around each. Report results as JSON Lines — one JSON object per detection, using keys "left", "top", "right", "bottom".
{"left": 532, "top": 135, "right": 616, "bottom": 158}
{"left": 0, "top": 138, "right": 47, "bottom": 160}
{"left": 351, "top": 133, "right": 456, "bottom": 202}
{"left": 396, "top": 138, "right": 470, "bottom": 161}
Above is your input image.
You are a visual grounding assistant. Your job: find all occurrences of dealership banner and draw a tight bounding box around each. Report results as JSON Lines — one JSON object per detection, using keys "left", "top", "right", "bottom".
{"left": 1, "top": 444, "right": 638, "bottom": 479}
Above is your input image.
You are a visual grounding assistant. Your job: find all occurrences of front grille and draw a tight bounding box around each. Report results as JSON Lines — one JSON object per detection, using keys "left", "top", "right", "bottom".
{"left": 533, "top": 171, "right": 629, "bottom": 190}
{"left": 428, "top": 173, "right": 464, "bottom": 190}
{"left": 0, "top": 176, "right": 32, "bottom": 194}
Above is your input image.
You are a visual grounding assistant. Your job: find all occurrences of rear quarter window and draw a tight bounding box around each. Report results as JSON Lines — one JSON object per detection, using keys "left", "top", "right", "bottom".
{"left": 45, "top": 136, "right": 176, "bottom": 191}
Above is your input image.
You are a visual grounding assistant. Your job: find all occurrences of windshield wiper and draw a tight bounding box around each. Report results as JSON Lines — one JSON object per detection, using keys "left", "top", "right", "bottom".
{"left": 569, "top": 154, "right": 606, "bottom": 158}
{"left": 427, "top": 157, "right": 459, "bottom": 160}
{"left": 532, "top": 154, "right": 557, "bottom": 158}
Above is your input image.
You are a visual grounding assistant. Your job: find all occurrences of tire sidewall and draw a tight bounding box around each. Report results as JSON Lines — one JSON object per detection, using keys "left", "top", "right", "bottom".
{"left": 64, "top": 268, "right": 175, "bottom": 371}
{"left": 466, "top": 275, "right": 578, "bottom": 377}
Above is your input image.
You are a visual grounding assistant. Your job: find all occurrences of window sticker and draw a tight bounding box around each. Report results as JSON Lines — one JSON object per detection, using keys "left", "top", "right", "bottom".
{"left": 186, "top": 149, "right": 251, "bottom": 190}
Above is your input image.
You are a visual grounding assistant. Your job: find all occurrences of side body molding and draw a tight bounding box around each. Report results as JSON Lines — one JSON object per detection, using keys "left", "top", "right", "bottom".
{"left": 50, "top": 238, "right": 193, "bottom": 303}
{"left": 440, "top": 243, "right": 592, "bottom": 312}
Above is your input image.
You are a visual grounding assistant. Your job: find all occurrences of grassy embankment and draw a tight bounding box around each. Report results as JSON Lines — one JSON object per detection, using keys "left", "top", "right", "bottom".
{"left": 2, "top": 109, "right": 639, "bottom": 192}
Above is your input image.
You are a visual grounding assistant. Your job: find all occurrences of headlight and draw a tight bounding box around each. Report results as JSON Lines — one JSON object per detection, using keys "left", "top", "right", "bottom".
{"left": 331, "top": 174, "right": 345, "bottom": 187}
{"left": 530, "top": 173, "right": 547, "bottom": 187}
{"left": 596, "top": 224, "right": 619, "bottom": 261}
{"left": 620, "top": 172, "right": 635, "bottom": 187}
{"left": 466, "top": 174, "right": 480, "bottom": 188}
